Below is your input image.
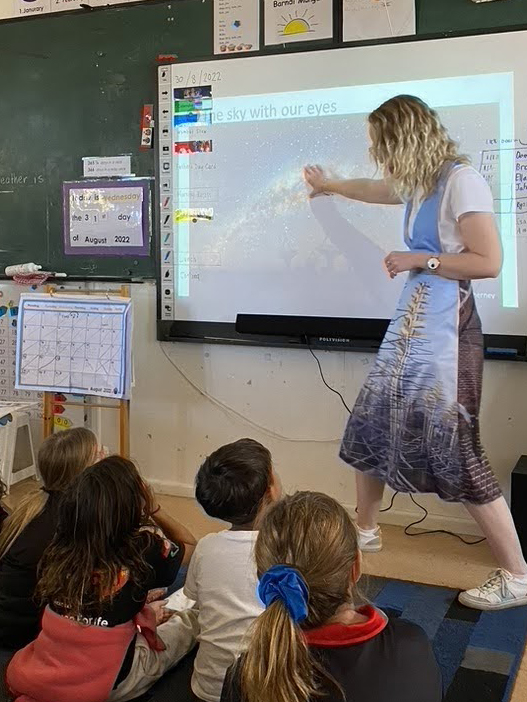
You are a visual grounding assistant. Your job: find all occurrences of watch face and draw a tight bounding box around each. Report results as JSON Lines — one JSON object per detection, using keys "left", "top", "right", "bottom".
{"left": 428, "top": 257, "right": 440, "bottom": 270}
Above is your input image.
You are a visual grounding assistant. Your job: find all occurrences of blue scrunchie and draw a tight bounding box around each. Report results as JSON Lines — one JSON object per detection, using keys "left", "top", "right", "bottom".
{"left": 257, "top": 565, "right": 309, "bottom": 624}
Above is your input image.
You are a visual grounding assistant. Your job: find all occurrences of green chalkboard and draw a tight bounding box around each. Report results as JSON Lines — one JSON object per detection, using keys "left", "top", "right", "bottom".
{"left": 0, "top": 0, "right": 212, "bottom": 279}
{"left": 0, "top": 0, "right": 525, "bottom": 278}
{"left": 418, "top": 0, "right": 527, "bottom": 36}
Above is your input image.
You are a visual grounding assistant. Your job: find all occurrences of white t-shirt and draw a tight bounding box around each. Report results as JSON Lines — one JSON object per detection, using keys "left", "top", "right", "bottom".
{"left": 408, "top": 165, "right": 494, "bottom": 253}
{"left": 184, "top": 531, "right": 263, "bottom": 702}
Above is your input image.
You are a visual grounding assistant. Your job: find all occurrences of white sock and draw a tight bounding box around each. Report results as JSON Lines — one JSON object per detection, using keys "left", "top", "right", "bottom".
{"left": 510, "top": 572, "right": 527, "bottom": 584}
{"left": 358, "top": 526, "right": 379, "bottom": 538}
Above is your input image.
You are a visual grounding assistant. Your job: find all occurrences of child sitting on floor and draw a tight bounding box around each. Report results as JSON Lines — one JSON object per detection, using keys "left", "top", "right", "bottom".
{"left": 184, "top": 438, "right": 281, "bottom": 702}
{"left": 7, "top": 456, "right": 198, "bottom": 702}
{"left": 0, "top": 427, "right": 99, "bottom": 650}
{"left": 221, "top": 491, "right": 442, "bottom": 702}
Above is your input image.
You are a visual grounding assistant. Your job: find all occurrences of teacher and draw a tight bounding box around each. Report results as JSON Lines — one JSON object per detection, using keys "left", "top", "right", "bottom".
{"left": 304, "top": 95, "right": 527, "bottom": 611}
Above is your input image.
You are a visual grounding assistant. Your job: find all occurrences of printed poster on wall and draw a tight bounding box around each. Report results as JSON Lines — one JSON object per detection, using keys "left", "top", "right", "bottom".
{"left": 50, "top": 0, "right": 83, "bottom": 12}
{"left": 13, "top": 0, "right": 51, "bottom": 17}
{"left": 265, "top": 0, "right": 333, "bottom": 46}
{"left": 214, "top": 0, "right": 260, "bottom": 55}
{"left": 63, "top": 179, "right": 150, "bottom": 257}
{"left": 342, "top": 0, "right": 415, "bottom": 42}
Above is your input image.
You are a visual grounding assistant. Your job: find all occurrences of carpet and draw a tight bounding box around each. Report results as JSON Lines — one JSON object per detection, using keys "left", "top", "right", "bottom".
{"left": 2, "top": 579, "right": 525, "bottom": 702}
{"left": 363, "top": 576, "right": 527, "bottom": 702}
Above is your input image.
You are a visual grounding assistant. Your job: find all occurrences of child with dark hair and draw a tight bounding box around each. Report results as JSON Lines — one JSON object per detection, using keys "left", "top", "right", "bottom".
{"left": 0, "top": 427, "right": 99, "bottom": 650}
{"left": 185, "top": 438, "right": 281, "bottom": 702}
{"left": 6, "top": 456, "right": 198, "bottom": 702}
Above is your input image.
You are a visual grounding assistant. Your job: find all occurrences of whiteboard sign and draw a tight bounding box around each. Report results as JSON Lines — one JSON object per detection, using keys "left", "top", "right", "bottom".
{"left": 63, "top": 179, "right": 150, "bottom": 256}
{"left": 15, "top": 294, "right": 132, "bottom": 399}
{"left": 82, "top": 155, "right": 132, "bottom": 178}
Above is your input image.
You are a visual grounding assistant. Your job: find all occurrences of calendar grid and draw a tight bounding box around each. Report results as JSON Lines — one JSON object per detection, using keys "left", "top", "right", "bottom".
{"left": 16, "top": 296, "right": 131, "bottom": 400}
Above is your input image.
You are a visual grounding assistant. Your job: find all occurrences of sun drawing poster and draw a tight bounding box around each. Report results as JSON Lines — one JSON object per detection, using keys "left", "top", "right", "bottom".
{"left": 264, "top": 0, "right": 333, "bottom": 46}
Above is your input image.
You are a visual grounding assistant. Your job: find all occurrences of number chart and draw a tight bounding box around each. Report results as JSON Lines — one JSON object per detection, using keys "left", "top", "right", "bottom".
{"left": 0, "top": 295, "right": 43, "bottom": 418}
{"left": 16, "top": 295, "right": 132, "bottom": 399}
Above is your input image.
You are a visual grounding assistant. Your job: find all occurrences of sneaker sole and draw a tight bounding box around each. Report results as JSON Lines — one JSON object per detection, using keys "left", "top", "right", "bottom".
{"left": 458, "top": 592, "right": 527, "bottom": 611}
{"left": 359, "top": 542, "right": 382, "bottom": 553}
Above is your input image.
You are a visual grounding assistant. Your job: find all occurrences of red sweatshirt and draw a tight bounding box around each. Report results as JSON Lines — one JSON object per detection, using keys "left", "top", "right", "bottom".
{"left": 6, "top": 605, "right": 163, "bottom": 702}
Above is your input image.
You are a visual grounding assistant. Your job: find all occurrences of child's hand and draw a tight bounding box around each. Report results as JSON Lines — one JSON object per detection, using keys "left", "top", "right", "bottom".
{"left": 146, "top": 587, "right": 167, "bottom": 604}
{"left": 149, "top": 599, "right": 173, "bottom": 626}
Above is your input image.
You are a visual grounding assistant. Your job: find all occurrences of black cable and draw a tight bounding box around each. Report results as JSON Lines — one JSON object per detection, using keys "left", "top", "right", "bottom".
{"left": 308, "top": 342, "right": 486, "bottom": 546}
{"left": 307, "top": 344, "right": 352, "bottom": 414}
{"left": 379, "top": 491, "right": 397, "bottom": 513}
{"left": 404, "top": 494, "right": 486, "bottom": 545}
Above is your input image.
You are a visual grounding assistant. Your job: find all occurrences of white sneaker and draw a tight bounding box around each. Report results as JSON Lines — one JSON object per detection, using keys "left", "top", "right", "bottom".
{"left": 358, "top": 527, "right": 382, "bottom": 553}
{"left": 458, "top": 569, "right": 527, "bottom": 611}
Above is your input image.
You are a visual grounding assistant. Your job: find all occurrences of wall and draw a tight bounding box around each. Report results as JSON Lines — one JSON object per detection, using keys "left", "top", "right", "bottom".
{"left": 3, "top": 0, "right": 526, "bottom": 535}
{"left": 0, "top": 0, "right": 10, "bottom": 19}
{"left": 130, "top": 284, "right": 527, "bottom": 536}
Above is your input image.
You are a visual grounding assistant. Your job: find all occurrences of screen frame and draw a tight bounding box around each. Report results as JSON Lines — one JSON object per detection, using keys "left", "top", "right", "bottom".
{"left": 156, "top": 28, "right": 527, "bottom": 362}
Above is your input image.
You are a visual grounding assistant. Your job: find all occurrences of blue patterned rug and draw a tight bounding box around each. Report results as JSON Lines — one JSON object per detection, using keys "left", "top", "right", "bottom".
{"left": 7, "top": 577, "right": 518, "bottom": 702}
{"left": 363, "top": 576, "right": 527, "bottom": 702}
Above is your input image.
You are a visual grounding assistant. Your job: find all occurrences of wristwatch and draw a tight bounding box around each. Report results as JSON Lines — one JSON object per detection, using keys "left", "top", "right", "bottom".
{"left": 427, "top": 256, "right": 441, "bottom": 272}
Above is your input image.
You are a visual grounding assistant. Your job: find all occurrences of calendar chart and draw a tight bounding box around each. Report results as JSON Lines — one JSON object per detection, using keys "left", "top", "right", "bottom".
{"left": 0, "top": 293, "right": 43, "bottom": 419}
{"left": 16, "top": 295, "right": 132, "bottom": 399}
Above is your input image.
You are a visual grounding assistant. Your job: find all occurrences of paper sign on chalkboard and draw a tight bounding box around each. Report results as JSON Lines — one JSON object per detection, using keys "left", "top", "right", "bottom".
{"left": 63, "top": 179, "right": 150, "bottom": 257}
{"left": 82, "top": 156, "right": 133, "bottom": 178}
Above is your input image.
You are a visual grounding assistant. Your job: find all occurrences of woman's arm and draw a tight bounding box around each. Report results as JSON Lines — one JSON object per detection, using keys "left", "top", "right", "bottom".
{"left": 151, "top": 507, "right": 197, "bottom": 566}
{"left": 385, "top": 213, "right": 502, "bottom": 281}
{"left": 432, "top": 212, "right": 502, "bottom": 280}
{"left": 303, "top": 165, "right": 401, "bottom": 205}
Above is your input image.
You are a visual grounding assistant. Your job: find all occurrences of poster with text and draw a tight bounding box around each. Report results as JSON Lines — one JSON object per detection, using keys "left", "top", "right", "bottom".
{"left": 14, "top": 0, "right": 51, "bottom": 17}
{"left": 63, "top": 180, "right": 150, "bottom": 257}
{"left": 214, "top": 0, "right": 260, "bottom": 55}
{"left": 50, "top": 0, "right": 83, "bottom": 12}
{"left": 265, "top": 0, "right": 333, "bottom": 45}
{"left": 342, "top": 0, "right": 415, "bottom": 42}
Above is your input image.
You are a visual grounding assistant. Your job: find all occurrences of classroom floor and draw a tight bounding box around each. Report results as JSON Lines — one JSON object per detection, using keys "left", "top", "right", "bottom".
{"left": 6, "top": 481, "right": 527, "bottom": 701}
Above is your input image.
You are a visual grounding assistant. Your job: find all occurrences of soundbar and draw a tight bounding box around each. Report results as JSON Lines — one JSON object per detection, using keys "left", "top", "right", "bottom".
{"left": 157, "top": 315, "right": 527, "bottom": 360}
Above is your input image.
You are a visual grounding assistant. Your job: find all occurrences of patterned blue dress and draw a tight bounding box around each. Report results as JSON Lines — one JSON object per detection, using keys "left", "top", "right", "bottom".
{"left": 340, "top": 165, "right": 502, "bottom": 504}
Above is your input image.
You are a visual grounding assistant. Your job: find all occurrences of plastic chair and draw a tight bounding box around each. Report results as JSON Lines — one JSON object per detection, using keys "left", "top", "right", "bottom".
{"left": 0, "top": 411, "right": 37, "bottom": 494}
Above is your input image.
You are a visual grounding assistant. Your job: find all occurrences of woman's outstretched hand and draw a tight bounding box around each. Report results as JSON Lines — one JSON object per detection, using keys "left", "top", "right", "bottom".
{"left": 303, "top": 165, "right": 328, "bottom": 198}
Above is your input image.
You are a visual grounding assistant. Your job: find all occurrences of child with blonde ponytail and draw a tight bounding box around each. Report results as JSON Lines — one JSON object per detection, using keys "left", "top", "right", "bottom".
{"left": 221, "top": 491, "right": 442, "bottom": 702}
{"left": 0, "top": 427, "right": 99, "bottom": 650}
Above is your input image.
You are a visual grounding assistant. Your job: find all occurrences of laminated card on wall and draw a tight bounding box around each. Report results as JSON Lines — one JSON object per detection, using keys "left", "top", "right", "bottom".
{"left": 342, "top": 0, "right": 416, "bottom": 42}
{"left": 63, "top": 178, "right": 150, "bottom": 257}
{"left": 264, "top": 0, "right": 333, "bottom": 46}
{"left": 214, "top": 0, "right": 260, "bottom": 54}
{"left": 15, "top": 294, "right": 132, "bottom": 400}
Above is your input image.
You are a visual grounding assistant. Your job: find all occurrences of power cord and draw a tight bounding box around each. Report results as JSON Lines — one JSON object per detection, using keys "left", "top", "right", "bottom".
{"left": 307, "top": 345, "right": 352, "bottom": 414}
{"left": 308, "top": 342, "right": 486, "bottom": 546}
{"left": 404, "top": 494, "right": 485, "bottom": 545}
{"left": 160, "top": 343, "right": 341, "bottom": 444}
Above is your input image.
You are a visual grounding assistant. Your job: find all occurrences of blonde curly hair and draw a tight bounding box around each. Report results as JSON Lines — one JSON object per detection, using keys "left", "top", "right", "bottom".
{"left": 368, "top": 95, "right": 469, "bottom": 199}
